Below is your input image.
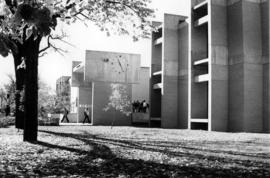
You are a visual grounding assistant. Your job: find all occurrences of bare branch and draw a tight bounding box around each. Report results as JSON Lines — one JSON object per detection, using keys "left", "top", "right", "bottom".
{"left": 39, "top": 34, "right": 69, "bottom": 57}
{"left": 39, "top": 35, "right": 51, "bottom": 54}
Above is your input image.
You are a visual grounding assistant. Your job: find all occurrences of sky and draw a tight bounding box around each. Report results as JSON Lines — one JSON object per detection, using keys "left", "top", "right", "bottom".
{"left": 0, "top": 0, "right": 190, "bottom": 89}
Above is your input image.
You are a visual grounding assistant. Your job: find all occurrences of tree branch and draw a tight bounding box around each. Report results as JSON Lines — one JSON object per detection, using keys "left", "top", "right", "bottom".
{"left": 39, "top": 35, "right": 51, "bottom": 54}
{"left": 39, "top": 33, "right": 70, "bottom": 57}
{"left": 105, "top": 0, "right": 139, "bottom": 15}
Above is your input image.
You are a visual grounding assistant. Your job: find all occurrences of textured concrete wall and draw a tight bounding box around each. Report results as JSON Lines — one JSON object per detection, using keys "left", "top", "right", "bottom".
{"left": 228, "top": 1, "right": 245, "bottom": 131}
{"left": 132, "top": 67, "right": 150, "bottom": 102}
{"left": 93, "top": 82, "right": 132, "bottom": 126}
{"left": 162, "top": 14, "right": 185, "bottom": 128}
{"left": 85, "top": 50, "right": 140, "bottom": 84}
{"left": 242, "top": 1, "right": 263, "bottom": 132}
{"left": 261, "top": 0, "right": 270, "bottom": 132}
{"left": 211, "top": 1, "right": 228, "bottom": 131}
{"left": 178, "top": 21, "right": 189, "bottom": 129}
{"left": 228, "top": 0, "right": 264, "bottom": 132}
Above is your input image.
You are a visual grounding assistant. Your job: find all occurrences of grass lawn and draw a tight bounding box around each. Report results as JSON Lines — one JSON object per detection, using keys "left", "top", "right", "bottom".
{"left": 0, "top": 125, "right": 269, "bottom": 177}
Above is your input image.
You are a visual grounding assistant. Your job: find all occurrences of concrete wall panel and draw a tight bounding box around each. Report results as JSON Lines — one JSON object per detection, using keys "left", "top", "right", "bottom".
{"left": 243, "top": 64, "right": 263, "bottom": 132}
{"left": 178, "top": 22, "right": 189, "bottom": 129}
{"left": 261, "top": 0, "right": 270, "bottom": 133}
{"left": 132, "top": 67, "right": 150, "bottom": 102}
{"left": 211, "top": 80, "right": 228, "bottom": 131}
{"left": 263, "top": 64, "right": 270, "bottom": 132}
{"left": 162, "top": 76, "right": 179, "bottom": 128}
{"left": 85, "top": 50, "right": 140, "bottom": 84}
{"left": 229, "top": 63, "right": 244, "bottom": 131}
{"left": 243, "top": 1, "right": 262, "bottom": 58}
{"left": 228, "top": 1, "right": 244, "bottom": 61}
{"left": 93, "top": 82, "right": 132, "bottom": 126}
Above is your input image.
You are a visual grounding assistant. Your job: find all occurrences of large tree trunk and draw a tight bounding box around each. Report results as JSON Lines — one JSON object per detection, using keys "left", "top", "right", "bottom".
{"left": 13, "top": 50, "right": 25, "bottom": 129}
{"left": 23, "top": 37, "right": 41, "bottom": 142}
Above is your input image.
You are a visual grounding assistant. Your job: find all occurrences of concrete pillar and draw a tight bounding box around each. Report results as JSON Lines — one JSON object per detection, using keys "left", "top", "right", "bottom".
{"left": 242, "top": 0, "right": 263, "bottom": 132}
{"left": 178, "top": 21, "right": 189, "bottom": 129}
{"left": 162, "top": 14, "right": 185, "bottom": 128}
{"left": 228, "top": 0, "right": 264, "bottom": 132}
{"left": 210, "top": 0, "right": 228, "bottom": 131}
{"left": 228, "top": 0, "right": 245, "bottom": 132}
{"left": 261, "top": 0, "right": 270, "bottom": 133}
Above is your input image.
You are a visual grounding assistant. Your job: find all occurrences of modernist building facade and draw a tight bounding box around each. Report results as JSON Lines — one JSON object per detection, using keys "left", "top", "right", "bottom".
{"left": 70, "top": 50, "right": 149, "bottom": 125}
{"left": 150, "top": 0, "right": 270, "bottom": 133}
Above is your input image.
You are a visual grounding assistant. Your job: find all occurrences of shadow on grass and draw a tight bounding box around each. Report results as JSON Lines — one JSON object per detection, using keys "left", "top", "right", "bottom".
{"left": 1, "top": 129, "right": 269, "bottom": 177}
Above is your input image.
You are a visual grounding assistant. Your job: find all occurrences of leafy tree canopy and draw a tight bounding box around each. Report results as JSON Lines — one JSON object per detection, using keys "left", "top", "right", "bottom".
{"left": 0, "top": 0, "right": 154, "bottom": 57}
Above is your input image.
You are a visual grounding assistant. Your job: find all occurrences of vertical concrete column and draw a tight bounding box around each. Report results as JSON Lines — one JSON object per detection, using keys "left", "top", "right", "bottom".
{"left": 261, "top": 0, "right": 270, "bottom": 133}
{"left": 210, "top": 0, "right": 228, "bottom": 131}
{"left": 242, "top": 1, "right": 263, "bottom": 132}
{"left": 161, "top": 14, "right": 184, "bottom": 128}
{"left": 228, "top": 0, "right": 245, "bottom": 132}
{"left": 178, "top": 21, "right": 189, "bottom": 129}
{"left": 228, "top": 0, "right": 263, "bottom": 132}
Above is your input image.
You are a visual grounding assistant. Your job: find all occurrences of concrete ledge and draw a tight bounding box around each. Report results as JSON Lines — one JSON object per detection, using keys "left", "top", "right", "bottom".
{"left": 154, "top": 37, "right": 163, "bottom": 45}
{"left": 194, "top": 58, "right": 209, "bottom": 65}
{"left": 193, "top": 0, "right": 208, "bottom": 10}
{"left": 153, "top": 83, "right": 163, "bottom": 89}
{"left": 191, "top": 118, "right": 209, "bottom": 123}
{"left": 194, "top": 15, "right": 209, "bottom": 27}
{"left": 194, "top": 74, "right": 210, "bottom": 83}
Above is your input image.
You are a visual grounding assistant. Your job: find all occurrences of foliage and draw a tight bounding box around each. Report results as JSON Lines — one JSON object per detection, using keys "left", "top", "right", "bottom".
{"left": 0, "top": 88, "right": 6, "bottom": 111}
{"left": 38, "top": 79, "right": 56, "bottom": 115}
{"left": 38, "top": 79, "right": 71, "bottom": 115}
{"left": 0, "top": 0, "right": 155, "bottom": 57}
{"left": 0, "top": 115, "right": 15, "bottom": 127}
{"left": 1, "top": 75, "right": 16, "bottom": 113}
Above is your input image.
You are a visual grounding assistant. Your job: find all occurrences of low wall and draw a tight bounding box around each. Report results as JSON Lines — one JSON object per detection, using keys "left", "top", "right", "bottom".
{"left": 132, "top": 113, "right": 149, "bottom": 123}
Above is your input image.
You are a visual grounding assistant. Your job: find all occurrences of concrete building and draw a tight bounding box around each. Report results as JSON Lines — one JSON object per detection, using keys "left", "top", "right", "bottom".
{"left": 71, "top": 50, "right": 149, "bottom": 125}
{"left": 149, "top": 0, "right": 270, "bottom": 133}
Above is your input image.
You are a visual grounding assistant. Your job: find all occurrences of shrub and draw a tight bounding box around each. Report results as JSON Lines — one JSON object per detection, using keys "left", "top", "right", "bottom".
{"left": 0, "top": 116, "right": 15, "bottom": 128}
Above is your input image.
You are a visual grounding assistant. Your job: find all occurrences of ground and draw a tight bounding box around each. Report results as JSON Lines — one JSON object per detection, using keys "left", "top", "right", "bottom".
{"left": 0, "top": 125, "right": 269, "bottom": 177}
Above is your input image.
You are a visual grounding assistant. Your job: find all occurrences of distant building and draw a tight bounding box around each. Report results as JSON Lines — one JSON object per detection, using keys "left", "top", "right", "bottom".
{"left": 70, "top": 50, "right": 149, "bottom": 125}
{"left": 150, "top": 0, "right": 270, "bottom": 133}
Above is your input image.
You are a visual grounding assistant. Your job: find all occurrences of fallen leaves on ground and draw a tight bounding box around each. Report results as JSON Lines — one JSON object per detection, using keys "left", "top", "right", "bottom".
{"left": 0, "top": 126, "right": 269, "bottom": 177}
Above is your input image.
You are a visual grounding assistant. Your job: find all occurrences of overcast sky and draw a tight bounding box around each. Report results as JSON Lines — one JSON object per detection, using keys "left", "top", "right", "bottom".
{"left": 0, "top": 0, "right": 190, "bottom": 89}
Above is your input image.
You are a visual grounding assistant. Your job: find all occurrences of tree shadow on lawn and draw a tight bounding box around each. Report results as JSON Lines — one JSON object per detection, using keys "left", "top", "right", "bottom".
{"left": 41, "top": 130, "right": 270, "bottom": 161}
{"left": 18, "top": 129, "right": 267, "bottom": 178}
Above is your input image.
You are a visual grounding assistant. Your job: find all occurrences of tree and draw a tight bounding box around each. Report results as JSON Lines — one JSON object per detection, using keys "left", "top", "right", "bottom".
{"left": 3, "top": 74, "right": 16, "bottom": 114}
{"left": 0, "top": 88, "right": 5, "bottom": 110}
{"left": 0, "top": 0, "right": 154, "bottom": 142}
{"left": 38, "top": 79, "right": 56, "bottom": 115}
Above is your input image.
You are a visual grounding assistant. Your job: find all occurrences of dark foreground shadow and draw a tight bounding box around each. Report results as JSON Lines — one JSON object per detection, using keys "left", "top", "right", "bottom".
{"left": 1, "top": 129, "right": 269, "bottom": 178}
